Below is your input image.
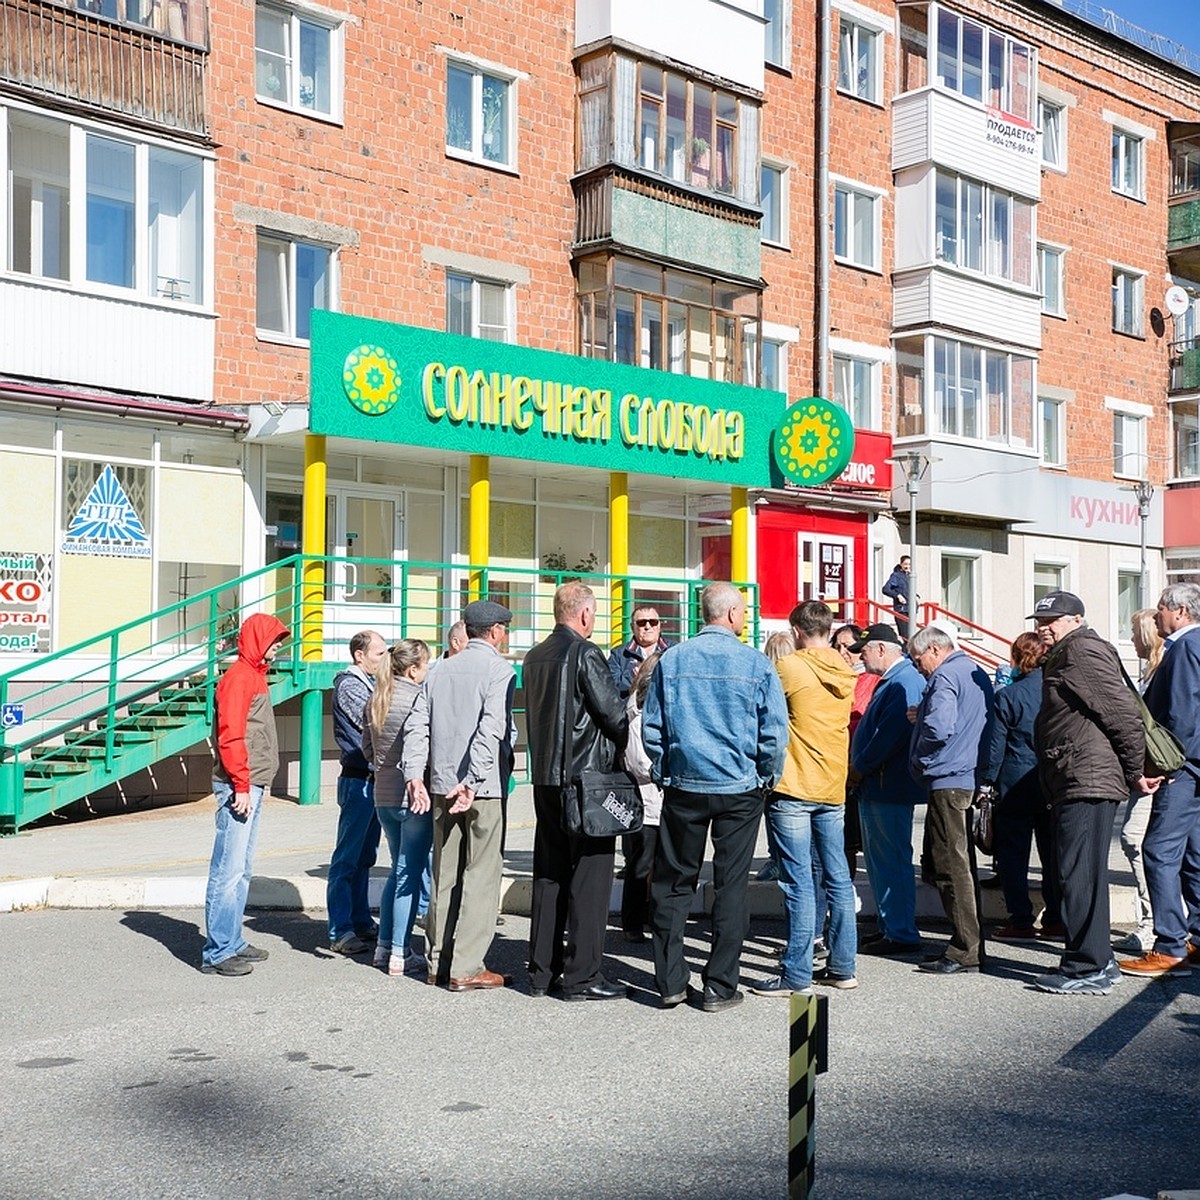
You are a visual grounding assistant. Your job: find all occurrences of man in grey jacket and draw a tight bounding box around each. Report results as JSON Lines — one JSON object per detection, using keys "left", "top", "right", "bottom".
{"left": 424, "top": 600, "right": 516, "bottom": 991}
{"left": 908, "top": 625, "right": 994, "bottom": 976}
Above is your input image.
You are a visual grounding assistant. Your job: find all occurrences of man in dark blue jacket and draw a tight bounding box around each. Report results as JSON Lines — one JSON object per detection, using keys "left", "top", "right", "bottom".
{"left": 881, "top": 556, "right": 912, "bottom": 638}
{"left": 850, "top": 624, "right": 927, "bottom": 956}
{"left": 607, "top": 604, "right": 670, "bottom": 699}
{"left": 1122, "top": 583, "right": 1200, "bottom": 978}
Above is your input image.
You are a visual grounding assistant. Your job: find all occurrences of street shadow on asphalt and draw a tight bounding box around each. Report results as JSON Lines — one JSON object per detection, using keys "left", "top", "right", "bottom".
{"left": 120, "top": 910, "right": 204, "bottom": 968}
{"left": 244, "top": 909, "right": 337, "bottom": 958}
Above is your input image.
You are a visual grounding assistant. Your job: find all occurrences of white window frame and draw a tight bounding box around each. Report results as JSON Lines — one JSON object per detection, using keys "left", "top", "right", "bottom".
{"left": 934, "top": 170, "right": 1034, "bottom": 287}
{"left": 1116, "top": 567, "right": 1144, "bottom": 640}
{"left": 833, "top": 177, "right": 882, "bottom": 271}
{"left": 445, "top": 270, "right": 514, "bottom": 342}
{"left": 253, "top": 1, "right": 344, "bottom": 123}
{"left": 443, "top": 53, "right": 519, "bottom": 171}
{"left": 1038, "top": 96, "right": 1066, "bottom": 171}
{"left": 1032, "top": 559, "right": 1068, "bottom": 607}
{"left": 837, "top": 15, "right": 882, "bottom": 105}
{"left": 1171, "top": 399, "right": 1200, "bottom": 481}
{"left": 831, "top": 337, "right": 886, "bottom": 430}
{"left": 760, "top": 160, "right": 788, "bottom": 247}
{"left": 939, "top": 549, "right": 981, "bottom": 621}
{"left": 1111, "top": 128, "right": 1145, "bottom": 200}
{"left": 1038, "top": 243, "right": 1066, "bottom": 317}
{"left": 255, "top": 231, "right": 337, "bottom": 344}
{"left": 756, "top": 321, "right": 798, "bottom": 393}
{"left": 1038, "top": 394, "right": 1067, "bottom": 468}
{"left": 763, "top": 0, "right": 791, "bottom": 70}
{"left": 1107, "top": 397, "right": 1151, "bottom": 480}
{"left": 1111, "top": 265, "right": 1145, "bottom": 338}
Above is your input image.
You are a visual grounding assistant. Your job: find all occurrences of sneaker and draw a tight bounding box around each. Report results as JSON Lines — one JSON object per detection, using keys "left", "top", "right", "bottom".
{"left": 755, "top": 860, "right": 781, "bottom": 882}
{"left": 330, "top": 934, "right": 372, "bottom": 956}
{"left": 403, "top": 952, "right": 429, "bottom": 976}
{"left": 1104, "top": 958, "right": 1123, "bottom": 984}
{"left": 749, "top": 975, "right": 813, "bottom": 997}
{"left": 813, "top": 937, "right": 828, "bottom": 960}
{"left": 813, "top": 967, "right": 858, "bottom": 990}
{"left": 1033, "top": 969, "right": 1112, "bottom": 996}
{"left": 1111, "top": 931, "right": 1148, "bottom": 955}
{"left": 236, "top": 943, "right": 269, "bottom": 962}
{"left": 993, "top": 924, "right": 1038, "bottom": 943}
{"left": 201, "top": 956, "right": 252, "bottom": 977}
{"left": 373, "top": 943, "right": 392, "bottom": 969}
{"left": 1118, "top": 951, "right": 1192, "bottom": 978}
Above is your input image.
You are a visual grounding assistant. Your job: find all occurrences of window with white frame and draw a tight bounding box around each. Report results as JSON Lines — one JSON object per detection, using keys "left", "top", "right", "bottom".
{"left": 761, "top": 163, "right": 785, "bottom": 244}
{"left": 930, "top": 336, "right": 1034, "bottom": 446}
{"left": 1112, "top": 268, "right": 1144, "bottom": 337}
{"left": 940, "top": 553, "right": 978, "bottom": 620}
{"left": 256, "top": 233, "right": 333, "bottom": 341}
{"left": 446, "top": 61, "right": 515, "bottom": 167}
{"left": 1038, "top": 97, "right": 1065, "bottom": 169}
{"left": 446, "top": 272, "right": 512, "bottom": 342}
{"left": 934, "top": 8, "right": 1033, "bottom": 123}
{"left": 1112, "top": 410, "right": 1147, "bottom": 479}
{"left": 1039, "top": 395, "right": 1066, "bottom": 467}
{"left": 834, "top": 182, "right": 879, "bottom": 270}
{"left": 761, "top": 336, "right": 787, "bottom": 392}
{"left": 1174, "top": 401, "right": 1200, "bottom": 478}
{"left": 1173, "top": 139, "right": 1200, "bottom": 196}
{"left": 935, "top": 171, "right": 1033, "bottom": 286}
{"left": 1117, "top": 568, "right": 1143, "bottom": 635}
{"left": 6, "top": 110, "right": 208, "bottom": 305}
{"left": 1038, "top": 244, "right": 1065, "bottom": 316}
{"left": 764, "top": 0, "right": 790, "bottom": 68}
{"left": 254, "top": 3, "right": 340, "bottom": 118}
{"left": 837, "top": 16, "right": 881, "bottom": 104}
{"left": 1033, "top": 561, "right": 1065, "bottom": 605}
{"left": 833, "top": 353, "right": 878, "bottom": 429}
{"left": 1112, "top": 128, "right": 1144, "bottom": 199}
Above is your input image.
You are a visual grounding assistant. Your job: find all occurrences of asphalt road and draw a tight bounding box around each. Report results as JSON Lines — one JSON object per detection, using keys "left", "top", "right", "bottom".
{"left": 2, "top": 909, "right": 1198, "bottom": 1200}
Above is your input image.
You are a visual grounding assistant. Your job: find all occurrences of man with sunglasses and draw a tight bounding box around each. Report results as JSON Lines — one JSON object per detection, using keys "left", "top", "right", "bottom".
{"left": 608, "top": 605, "right": 671, "bottom": 700}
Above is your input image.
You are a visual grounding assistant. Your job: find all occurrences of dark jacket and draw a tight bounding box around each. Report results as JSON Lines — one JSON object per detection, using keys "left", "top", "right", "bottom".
{"left": 331, "top": 666, "right": 373, "bottom": 776}
{"left": 1144, "top": 625, "right": 1200, "bottom": 780}
{"left": 881, "top": 567, "right": 910, "bottom": 614}
{"left": 523, "top": 624, "right": 628, "bottom": 786}
{"left": 909, "top": 650, "right": 994, "bottom": 792}
{"left": 850, "top": 656, "right": 927, "bottom": 806}
{"left": 608, "top": 636, "right": 670, "bottom": 699}
{"left": 983, "top": 668, "right": 1042, "bottom": 797}
{"left": 1035, "top": 626, "right": 1144, "bottom": 804}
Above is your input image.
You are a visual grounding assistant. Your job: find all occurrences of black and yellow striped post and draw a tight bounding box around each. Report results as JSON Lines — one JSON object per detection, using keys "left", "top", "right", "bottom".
{"left": 789, "top": 992, "right": 829, "bottom": 1200}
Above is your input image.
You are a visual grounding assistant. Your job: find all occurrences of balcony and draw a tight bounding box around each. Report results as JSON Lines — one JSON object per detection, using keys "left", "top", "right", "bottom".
{"left": 0, "top": 0, "right": 208, "bottom": 136}
{"left": 1170, "top": 337, "right": 1200, "bottom": 394}
{"left": 893, "top": 267, "right": 1042, "bottom": 349}
{"left": 1169, "top": 196, "right": 1200, "bottom": 280}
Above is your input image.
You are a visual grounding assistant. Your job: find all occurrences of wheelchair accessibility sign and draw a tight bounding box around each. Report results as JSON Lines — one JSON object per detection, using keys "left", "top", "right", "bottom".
{"left": 2, "top": 704, "right": 24, "bottom": 728}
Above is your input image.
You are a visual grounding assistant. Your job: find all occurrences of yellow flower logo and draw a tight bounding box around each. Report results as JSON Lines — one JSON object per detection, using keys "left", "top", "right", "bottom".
{"left": 773, "top": 398, "right": 855, "bottom": 484}
{"left": 343, "top": 345, "right": 401, "bottom": 415}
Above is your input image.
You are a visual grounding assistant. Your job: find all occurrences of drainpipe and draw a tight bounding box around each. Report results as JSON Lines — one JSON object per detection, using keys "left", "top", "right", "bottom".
{"left": 817, "top": 0, "right": 832, "bottom": 400}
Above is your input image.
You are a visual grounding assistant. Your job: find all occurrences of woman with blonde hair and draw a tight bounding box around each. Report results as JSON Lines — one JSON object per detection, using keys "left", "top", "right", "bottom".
{"left": 363, "top": 639, "right": 433, "bottom": 976}
{"left": 1113, "top": 609, "right": 1165, "bottom": 954}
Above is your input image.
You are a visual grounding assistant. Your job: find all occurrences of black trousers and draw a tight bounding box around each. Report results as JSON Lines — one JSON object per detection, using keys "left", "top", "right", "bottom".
{"left": 620, "top": 825, "right": 659, "bottom": 933}
{"left": 1053, "top": 797, "right": 1118, "bottom": 977}
{"left": 651, "top": 785, "right": 763, "bottom": 1000}
{"left": 528, "top": 785, "right": 615, "bottom": 991}
{"left": 994, "top": 775, "right": 1061, "bottom": 928}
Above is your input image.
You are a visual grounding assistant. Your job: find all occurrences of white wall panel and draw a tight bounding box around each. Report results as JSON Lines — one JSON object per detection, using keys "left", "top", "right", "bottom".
{"left": 892, "top": 268, "right": 1042, "bottom": 348}
{"left": 0, "top": 277, "right": 215, "bottom": 402}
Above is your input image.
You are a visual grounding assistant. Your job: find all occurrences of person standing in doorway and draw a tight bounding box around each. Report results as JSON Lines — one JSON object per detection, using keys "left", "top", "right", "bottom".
{"left": 882, "top": 556, "right": 912, "bottom": 639}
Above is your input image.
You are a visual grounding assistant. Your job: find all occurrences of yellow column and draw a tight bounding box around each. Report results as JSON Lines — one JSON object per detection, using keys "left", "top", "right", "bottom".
{"left": 731, "top": 486, "right": 751, "bottom": 643}
{"left": 609, "top": 472, "right": 629, "bottom": 649}
{"left": 301, "top": 433, "right": 327, "bottom": 662}
{"left": 468, "top": 454, "right": 490, "bottom": 601}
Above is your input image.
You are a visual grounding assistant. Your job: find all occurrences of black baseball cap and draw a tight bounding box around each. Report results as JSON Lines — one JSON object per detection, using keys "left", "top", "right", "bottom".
{"left": 847, "top": 623, "right": 904, "bottom": 652}
{"left": 1027, "top": 591, "right": 1085, "bottom": 620}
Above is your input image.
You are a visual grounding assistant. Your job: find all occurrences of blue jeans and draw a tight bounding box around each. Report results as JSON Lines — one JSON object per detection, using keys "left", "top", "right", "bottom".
{"left": 327, "top": 775, "right": 381, "bottom": 942}
{"left": 376, "top": 806, "right": 434, "bottom": 957}
{"left": 768, "top": 797, "right": 857, "bottom": 986}
{"left": 203, "top": 780, "right": 264, "bottom": 967}
{"left": 858, "top": 799, "right": 920, "bottom": 944}
{"left": 1144, "top": 771, "right": 1200, "bottom": 957}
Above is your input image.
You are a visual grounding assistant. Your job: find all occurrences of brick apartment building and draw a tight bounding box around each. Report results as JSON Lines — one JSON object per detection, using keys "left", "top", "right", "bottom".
{"left": 2, "top": 0, "right": 1200, "bottom": 668}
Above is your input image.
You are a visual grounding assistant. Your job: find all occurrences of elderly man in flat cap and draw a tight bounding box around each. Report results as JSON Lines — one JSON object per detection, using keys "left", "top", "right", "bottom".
{"left": 424, "top": 599, "right": 517, "bottom": 991}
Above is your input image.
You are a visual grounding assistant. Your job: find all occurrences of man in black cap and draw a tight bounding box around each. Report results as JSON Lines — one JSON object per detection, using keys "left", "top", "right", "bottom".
{"left": 424, "top": 599, "right": 517, "bottom": 991}
{"left": 1031, "top": 590, "right": 1144, "bottom": 995}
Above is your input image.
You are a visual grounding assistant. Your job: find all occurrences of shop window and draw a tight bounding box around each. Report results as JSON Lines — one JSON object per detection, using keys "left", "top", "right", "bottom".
{"left": 834, "top": 182, "right": 880, "bottom": 271}
{"left": 1173, "top": 402, "right": 1200, "bottom": 478}
{"left": 1112, "top": 268, "right": 1144, "bottom": 337}
{"left": 940, "top": 553, "right": 978, "bottom": 621}
{"left": 446, "top": 272, "right": 513, "bottom": 342}
{"left": 1112, "top": 129, "right": 1144, "bottom": 200}
{"left": 764, "top": 0, "right": 790, "bottom": 67}
{"left": 934, "top": 8, "right": 1032, "bottom": 122}
{"left": 837, "top": 16, "right": 881, "bottom": 104}
{"left": 157, "top": 562, "right": 240, "bottom": 648}
{"left": 446, "top": 60, "right": 514, "bottom": 167}
{"left": 1038, "top": 245, "right": 1065, "bottom": 316}
{"left": 1113, "top": 410, "right": 1147, "bottom": 479}
{"left": 256, "top": 233, "right": 334, "bottom": 342}
{"left": 1039, "top": 396, "right": 1066, "bottom": 467}
{"left": 833, "top": 353, "right": 878, "bottom": 430}
{"left": 935, "top": 170, "right": 1032, "bottom": 286}
{"left": 62, "top": 459, "right": 151, "bottom": 547}
{"left": 1033, "top": 562, "right": 1065, "bottom": 606}
{"left": 1038, "top": 97, "right": 1066, "bottom": 170}
{"left": 761, "top": 163, "right": 786, "bottom": 245}
{"left": 255, "top": 3, "right": 340, "bottom": 118}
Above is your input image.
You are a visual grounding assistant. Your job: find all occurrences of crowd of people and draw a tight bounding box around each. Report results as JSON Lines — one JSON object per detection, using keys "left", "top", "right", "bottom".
{"left": 199, "top": 577, "right": 1200, "bottom": 1005}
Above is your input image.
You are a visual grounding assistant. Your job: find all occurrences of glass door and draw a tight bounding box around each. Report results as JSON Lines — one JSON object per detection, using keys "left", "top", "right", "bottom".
{"left": 327, "top": 491, "right": 401, "bottom": 647}
{"left": 798, "top": 535, "right": 854, "bottom": 606}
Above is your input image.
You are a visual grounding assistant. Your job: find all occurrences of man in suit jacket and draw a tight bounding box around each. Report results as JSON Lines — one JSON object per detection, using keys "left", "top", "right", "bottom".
{"left": 1121, "top": 583, "right": 1200, "bottom": 979}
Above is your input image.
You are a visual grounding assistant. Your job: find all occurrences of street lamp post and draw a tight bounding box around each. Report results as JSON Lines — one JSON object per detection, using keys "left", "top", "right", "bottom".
{"left": 1131, "top": 479, "right": 1154, "bottom": 609}
{"left": 886, "top": 451, "right": 934, "bottom": 630}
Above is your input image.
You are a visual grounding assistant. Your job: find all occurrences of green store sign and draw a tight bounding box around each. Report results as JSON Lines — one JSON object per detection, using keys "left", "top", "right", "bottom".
{"left": 310, "top": 312, "right": 853, "bottom": 488}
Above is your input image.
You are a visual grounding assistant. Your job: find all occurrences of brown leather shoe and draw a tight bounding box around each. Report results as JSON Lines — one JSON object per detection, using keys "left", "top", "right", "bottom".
{"left": 448, "top": 969, "right": 506, "bottom": 992}
{"left": 1118, "top": 951, "right": 1191, "bottom": 978}
{"left": 1188, "top": 942, "right": 1200, "bottom": 965}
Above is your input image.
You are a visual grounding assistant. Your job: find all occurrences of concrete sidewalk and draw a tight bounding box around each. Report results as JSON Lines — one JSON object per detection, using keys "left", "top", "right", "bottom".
{"left": 0, "top": 784, "right": 1142, "bottom": 925}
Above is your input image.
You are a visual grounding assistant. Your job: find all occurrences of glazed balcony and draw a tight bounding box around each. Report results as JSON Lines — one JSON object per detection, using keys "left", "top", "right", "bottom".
{"left": 1170, "top": 336, "right": 1200, "bottom": 395}
{"left": 0, "top": 0, "right": 208, "bottom": 136}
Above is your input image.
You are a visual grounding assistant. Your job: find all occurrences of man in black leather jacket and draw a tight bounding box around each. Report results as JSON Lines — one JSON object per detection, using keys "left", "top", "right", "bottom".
{"left": 523, "top": 581, "right": 629, "bottom": 1000}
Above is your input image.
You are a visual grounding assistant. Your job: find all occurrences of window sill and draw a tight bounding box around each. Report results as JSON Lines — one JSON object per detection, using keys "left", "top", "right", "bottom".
{"left": 1112, "top": 328, "right": 1147, "bottom": 341}
{"left": 1039, "top": 460, "right": 1068, "bottom": 471}
{"left": 766, "top": 59, "right": 792, "bottom": 77}
{"left": 833, "top": 257, "right": 883, "bottom": 276}
{"left": 835, "top": 86, "right": 885, "bottom": 110}
{"left": 255, "top": 95, "right": 344, "bottom": 126}
{"left": 1111, "top": 188, "right": 1147, "bottom": 205}
{"left": 445, "top": 147, "right": 519, "bottom": 177}
{"left": 1113, "top": 472, "right": 1149, "bottom": 483}
{"left": 1042, "top": 309, "right": 1068, "bottom": 321}
{"left": 1041, "top": 161, "right": 1068, "bottom": 176}
{"left": 762, "top": 238, "right": 791, "bottom": 252}
{"left": 256, "top": 330, "right": 312, "bottom": 349}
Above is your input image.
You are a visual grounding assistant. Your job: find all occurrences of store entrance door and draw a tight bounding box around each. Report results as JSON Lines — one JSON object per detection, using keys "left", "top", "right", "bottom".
{"left": 798, "top": 534, "right": 854, "bottom": 606}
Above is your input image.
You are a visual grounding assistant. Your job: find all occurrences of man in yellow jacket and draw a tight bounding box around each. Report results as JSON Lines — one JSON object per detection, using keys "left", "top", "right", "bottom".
{"left": 751, "top": 600, "right": 858, "bottom": 997}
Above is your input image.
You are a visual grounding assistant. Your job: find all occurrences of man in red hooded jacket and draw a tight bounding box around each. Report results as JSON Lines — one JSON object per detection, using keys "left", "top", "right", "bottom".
{"left": 202, "top": 612, "right": 289, "bottom": 976}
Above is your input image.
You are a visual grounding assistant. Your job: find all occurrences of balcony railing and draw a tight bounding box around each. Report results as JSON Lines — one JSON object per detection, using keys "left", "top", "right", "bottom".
{"left": 0, "top": 0, "right": 208, "bottom": 135}
{"left": 1170, "top": 336, "right": 1200, "bottom": 394}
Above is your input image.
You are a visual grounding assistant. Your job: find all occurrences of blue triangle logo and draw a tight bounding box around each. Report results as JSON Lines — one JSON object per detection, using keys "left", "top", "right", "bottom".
{"left": 64, "top": 464, "right": 150, "bottom": 555}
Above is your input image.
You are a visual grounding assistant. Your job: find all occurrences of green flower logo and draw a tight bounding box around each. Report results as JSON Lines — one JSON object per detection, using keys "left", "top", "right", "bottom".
{"left": 343, "top": 345, "right": 401, "bottom": 415}
{"left": 773, "top": 398, "right": 855, "bottom": 485}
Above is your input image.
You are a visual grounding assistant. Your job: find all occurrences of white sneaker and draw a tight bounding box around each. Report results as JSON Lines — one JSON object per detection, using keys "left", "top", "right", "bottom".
{"left": 389, "top": 952, "right": 428, "bottom": 977}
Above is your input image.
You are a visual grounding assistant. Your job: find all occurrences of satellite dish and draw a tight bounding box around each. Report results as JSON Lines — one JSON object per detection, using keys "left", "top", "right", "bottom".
{"left": 1166, "top": 286, "right": 1190, "bottom": 317}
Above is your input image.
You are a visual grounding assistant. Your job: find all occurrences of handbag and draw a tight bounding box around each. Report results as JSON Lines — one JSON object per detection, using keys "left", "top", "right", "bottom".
{"left": 559, "top": 642, "right": 643, "bottom": 838}
{"left": 1117, "top": 661, "right": 1187, "bottom": 776}
{"left": 971, "top": 784, "right": 995, "bottom": 855}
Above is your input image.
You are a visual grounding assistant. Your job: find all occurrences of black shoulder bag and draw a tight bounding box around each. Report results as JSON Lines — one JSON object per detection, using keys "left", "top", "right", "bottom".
{"left": 560, "top": 640, "right": 643, "bottom": 838}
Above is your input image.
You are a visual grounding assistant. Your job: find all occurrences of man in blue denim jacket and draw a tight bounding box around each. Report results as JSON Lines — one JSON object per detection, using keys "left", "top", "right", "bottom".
{"left": 642, "top": 583, "right": 787, "bottom": 1012}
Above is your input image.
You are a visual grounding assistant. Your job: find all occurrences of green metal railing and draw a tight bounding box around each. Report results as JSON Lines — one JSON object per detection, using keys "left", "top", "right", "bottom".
{"left": 0, "top": 556, "right": 758, "bottom": 833}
